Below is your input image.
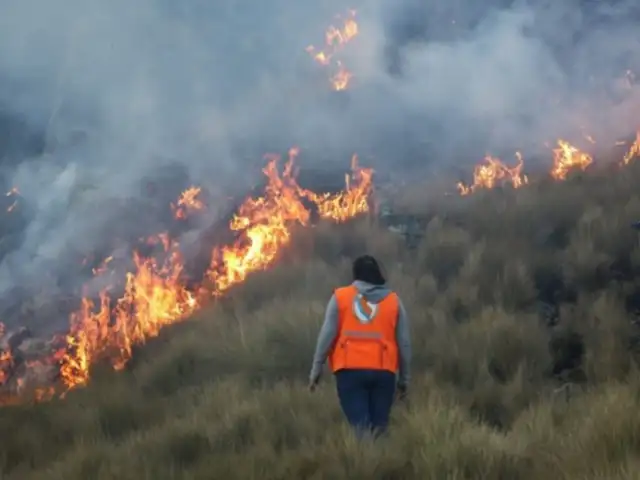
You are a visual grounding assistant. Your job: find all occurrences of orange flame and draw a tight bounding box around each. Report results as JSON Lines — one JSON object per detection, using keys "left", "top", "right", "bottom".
{"left": 300, "top": 154, "right": 373, "bottom": 221}
{"left": 330, "top": 61, "right": 353, "bottom": 91}
{"left": 208, "top": 149, "right": 312, "bottom": 293}
{"left": 172, "top": 186, "right": 204, "bottom": 220}
{"left": 0, "top": 323, "right": 12, "bottom": 386}
{"left": 623, "top": 131, "right": 640, "bottom": 165}
{"left": 550, "top": 139, "right": 593, "bottom": 180}
{"left": 457, "top": 152, "right": 528, "bottom": 195}
{"left": 306, "top": 10, "right": 358, "bottom": 90}
{"left": 456, "top": 133, "right": 634, "bottom": 195}
{"left": 56, "top": 150, "right": 372, "bottom": 392}
{"left": 458, "top": 139, "right": 595, "bottom": 194}
{"left": 0, "top": 350, "right": 11, "bottom": 386}
{"left": 60, "top": 237, "right": 198, "bottom": 389}
{"left": 209, "top": 149, "right": 373, "bottom": 292}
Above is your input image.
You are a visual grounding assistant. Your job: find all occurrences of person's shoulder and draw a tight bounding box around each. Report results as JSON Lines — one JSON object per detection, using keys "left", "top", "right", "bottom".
{"left": 390, "top": 291, "right": 405, "bottom": 307}
{"left": 388, "top": 288, "right": 400, "bottom": 298}
{"left": 333, "top": 284, "right": 357, "bottom": 303}
{"left": 334, "top": 283, "right": 356, "bottom": 293}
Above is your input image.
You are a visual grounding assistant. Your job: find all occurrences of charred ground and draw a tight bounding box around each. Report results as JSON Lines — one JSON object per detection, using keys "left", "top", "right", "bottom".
{"left": 2, "top": 157, "right": 640, "bottom": 478}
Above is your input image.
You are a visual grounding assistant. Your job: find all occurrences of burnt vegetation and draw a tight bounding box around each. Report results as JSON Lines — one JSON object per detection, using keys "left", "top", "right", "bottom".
{"left": 2, "top": 157, "right": 640, "bottom": 478}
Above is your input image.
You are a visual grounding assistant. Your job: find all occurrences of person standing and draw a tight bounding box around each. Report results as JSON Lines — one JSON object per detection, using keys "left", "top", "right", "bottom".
{"left": 308, "top": 255, "right": 411, "bottom": 438}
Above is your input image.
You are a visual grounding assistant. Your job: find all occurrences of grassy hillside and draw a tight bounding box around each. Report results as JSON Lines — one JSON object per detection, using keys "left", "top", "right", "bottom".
{"left": 3, "top": 161, "right": 640, "bottom": 479}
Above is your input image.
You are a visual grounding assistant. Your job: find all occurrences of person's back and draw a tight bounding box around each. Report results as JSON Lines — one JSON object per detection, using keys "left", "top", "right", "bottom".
{"left": 308, "top": 255, "right": 411, "bottom": 438}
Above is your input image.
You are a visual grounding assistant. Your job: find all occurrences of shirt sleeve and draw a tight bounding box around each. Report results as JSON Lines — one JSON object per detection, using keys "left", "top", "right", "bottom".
{"left": 309, "top": 294, "right": 339, "bottom": 381}
{"left": 395, "top": 298, "right": 412, "bottom": 386}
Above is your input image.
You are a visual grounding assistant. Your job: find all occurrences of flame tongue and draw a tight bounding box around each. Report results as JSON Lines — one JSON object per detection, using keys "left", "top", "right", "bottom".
{"left": 299, "top": 154, "right": 373, "bottom": 221}
{"left": 60, "top": 237, "right": 199, "bottom": 389}
{"left": 457, "top": 136, "right": 609, "bottom": 195}
{"left": 0, "top": 323, "right": 12, "bottom": 387}
{"left": 457, "top": 153, "right": 528, "bottom": 195}
{"left": 172, "top": 187, "right": 204, "bottom": 220}
{"left": 550, "top": 139, "right": 593, "bottom": 180}
{"left": 306, "top": 10, "right": 358, "bottom": 91}
{"left": 623, "top": 131, "right": 640, "bottom": 165}
{"left": 55, "top": 149, "right": 373, "bottom": 392}
{"left": 208, "top": 149, "right": 312, "bottom": 293}
{"left": 0, "top": 353, "right": 12, "bottom": 388}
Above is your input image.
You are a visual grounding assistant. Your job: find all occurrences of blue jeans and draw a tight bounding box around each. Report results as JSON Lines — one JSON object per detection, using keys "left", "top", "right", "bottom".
{"left": 334, "top": 369, "right": 396, "bottom": 438}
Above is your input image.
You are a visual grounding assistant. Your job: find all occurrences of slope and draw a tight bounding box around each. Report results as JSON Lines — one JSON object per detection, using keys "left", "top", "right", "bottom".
{"left": 1, "top": 156, "right": 640, "bottom": 479}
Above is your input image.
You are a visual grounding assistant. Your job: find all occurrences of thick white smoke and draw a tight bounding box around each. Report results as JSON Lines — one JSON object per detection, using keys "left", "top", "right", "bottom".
{"left": 0, "top": 0, "right": 638, "bottom": 326}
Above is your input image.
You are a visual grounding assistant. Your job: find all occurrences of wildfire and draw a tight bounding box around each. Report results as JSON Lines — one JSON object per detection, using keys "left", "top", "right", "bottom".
{"left": 209, "top": 148, "right": 373, "bottom": 293}
{"left": 330, "top": 61, "right": 354, "bottom": 91}
{"left": 61, "top": 236, "right": 199, "bottom": 389}
{"left": 0, "top": 350, "right": 11, "bottom": 386}
{"left": 457, "top": 152, "right": 528, "bottom": 195}
{"left": 300, "top": 153, "right": 373, "bottom": 221}
{"left": 457, "top": 138, "right": 597, "bottom": 195}
{"left": 550, "top": 139, "right": 593, "bottom": 180}
{"left": 172, "top": 186, "right": 204, "bottom": 220}
{"left": 454, "top": 130, "right": 640, "bottom": 195}
{"left": 0, "top": 323, "right": 12, "bottom": 387}
{"left": 306, "top": 10, "right": 358, "bottom": 90}
{"left": 55, "top": 150, "right": 372, "bottom": 391}
{"left": 623, "top": 131, "right": 640, "bottom": 165}
{"left": 208, "top": 148, "right": 312, "bottom": 293}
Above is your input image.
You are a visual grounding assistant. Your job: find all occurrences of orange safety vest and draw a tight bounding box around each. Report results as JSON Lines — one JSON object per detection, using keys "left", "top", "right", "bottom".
{"left": 328, "top": 284, "right": 399, "bottom": 374}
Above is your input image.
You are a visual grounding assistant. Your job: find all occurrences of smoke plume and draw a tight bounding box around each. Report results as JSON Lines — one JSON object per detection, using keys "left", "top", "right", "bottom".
{"left": 0, "top": 0, "right": 639, "bottom": 326}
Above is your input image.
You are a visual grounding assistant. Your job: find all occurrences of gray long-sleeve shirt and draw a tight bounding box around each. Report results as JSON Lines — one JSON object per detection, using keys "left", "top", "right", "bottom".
{"left": 308, "top": 280, "right": 411, "bottom": 386}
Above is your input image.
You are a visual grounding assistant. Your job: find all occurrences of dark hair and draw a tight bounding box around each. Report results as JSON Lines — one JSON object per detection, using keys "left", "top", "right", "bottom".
{"left": 352, "top": 255, "right": 386, "bottom": 285}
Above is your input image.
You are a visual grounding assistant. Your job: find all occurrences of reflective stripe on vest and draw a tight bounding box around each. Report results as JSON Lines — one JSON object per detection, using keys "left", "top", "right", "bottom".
{"left": 328, "top": 284, "right": 399, "bottom": 373}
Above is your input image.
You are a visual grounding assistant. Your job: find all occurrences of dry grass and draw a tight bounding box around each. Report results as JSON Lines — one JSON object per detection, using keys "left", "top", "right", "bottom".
{"left": 3, "top": 161, "right": 640, "bottom": 479}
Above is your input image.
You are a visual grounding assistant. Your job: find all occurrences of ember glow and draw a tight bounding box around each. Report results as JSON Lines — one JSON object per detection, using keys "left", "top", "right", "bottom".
{"left": 1, "top": 150, "right": 373, "bottom": 394}
{"left": 306, "top": 10, "right": 358, "bottom": 91}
